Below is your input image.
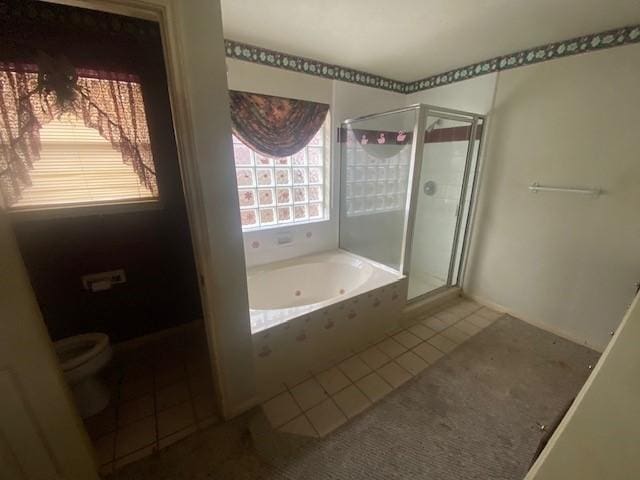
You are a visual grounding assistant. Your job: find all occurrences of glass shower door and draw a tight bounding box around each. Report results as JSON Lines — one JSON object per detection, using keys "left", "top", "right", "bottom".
{"left": 406, "top": 112, "right": 481, "bottom": 300}
{"left": 339, "top": 107, "right": 419, "bottom": 272}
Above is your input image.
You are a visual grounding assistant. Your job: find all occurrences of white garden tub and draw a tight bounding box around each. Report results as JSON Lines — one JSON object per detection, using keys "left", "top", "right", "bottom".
{"left": 247, "top": 250, "right": 402, "bottom": 333}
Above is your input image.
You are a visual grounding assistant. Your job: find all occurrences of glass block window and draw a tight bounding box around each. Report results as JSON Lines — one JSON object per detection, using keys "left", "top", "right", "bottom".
{"left": 233, "top": 115, "right": 330, "bottom": 231}
{"left": 343, "top": 140, "right": 410, "bottom": 217}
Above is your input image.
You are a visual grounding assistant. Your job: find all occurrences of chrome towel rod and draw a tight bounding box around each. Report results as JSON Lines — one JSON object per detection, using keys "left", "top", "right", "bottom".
{"left": 529, "top": 182, "right": 601, "bottom": 196}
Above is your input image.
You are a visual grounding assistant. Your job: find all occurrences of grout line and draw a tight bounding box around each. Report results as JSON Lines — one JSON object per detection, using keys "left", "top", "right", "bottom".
{"left": 150, "top": 351, "right": 160, "bottom": 454}
{"left": 182, "top": 357, "right": 200, "bottom": 431}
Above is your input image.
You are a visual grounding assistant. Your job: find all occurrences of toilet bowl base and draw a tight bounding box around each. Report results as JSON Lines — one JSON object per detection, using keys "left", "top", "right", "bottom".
{"left": 71, "top": 375, "right": 110, "bottom": 418}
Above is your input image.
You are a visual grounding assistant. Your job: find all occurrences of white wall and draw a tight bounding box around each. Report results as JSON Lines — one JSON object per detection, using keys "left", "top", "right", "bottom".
{"left": 172, "top": 0, "right": 257, "bottom": 416}
{"left": 465, "top": 43, "right": 640, "bottom": 350}
{"left": 405, "top": 73, "right": 498, "bottom": 114}
{"left": 226, "top": 59, "right": 405, "bottom": 267}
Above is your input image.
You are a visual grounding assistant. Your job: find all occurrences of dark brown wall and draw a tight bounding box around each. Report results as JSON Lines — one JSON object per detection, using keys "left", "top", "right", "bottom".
{"left": 4, "top": 2, "right": 202, "bottom": 343}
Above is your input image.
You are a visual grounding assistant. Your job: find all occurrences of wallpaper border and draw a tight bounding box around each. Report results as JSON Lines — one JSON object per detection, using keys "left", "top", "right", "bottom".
{"left": 225, "top": 24, "right": 640, "bottom": 94}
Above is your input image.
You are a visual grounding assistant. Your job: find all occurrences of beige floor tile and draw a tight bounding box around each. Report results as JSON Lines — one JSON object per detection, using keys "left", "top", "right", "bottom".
{"left": 433, "top": 311, "right": 460, "bottom": 327}
{"left": 117, "top": 395, "right": 154, "bottom": 427}
{"left": 407, "top": 324, "right": 437, "bottom": 341}
{"left": 193, "top": 392, "right": 217, "bottom": 420}
{"left": 332, "top": 385, "right": 371, "bottom": 418}
{"left": 257, "top": 381, "right": 287, "bottom": 403}
{"left": 84, "top": 406, "right": 117, "bottom": 440}
{"left": 155, "top": 363, "right": 187, "bottom": 388}
{"left": 315, "top": 367, "right": 351, "bottom": 395}
{"left": 376, "top": 337, "right": 407, "bottom": 358}
{"left": 446, "top": 303, "right": 475, "bottom": 318}
{"left": 358, "top": 346, "right": 390, "bottom": 370}
{"left": 157, "top": 401, "right": 195, "bottom": 439}
{"left": 458, "top": 299, "right": 481, "bottom": 311}
{"left": 456, "top": 319, "right": 482, "bottom": 336}
{"left": 290, "top": 378, "right": 328, "bottom": 411}
{"left": 467, "top": 312, "right": 494, "bottom": 328}
{"left": 395, "top": 351, "right": 428, "bottom": 376}
{"left": 284, "top": 371, "right": 312, "bottom": 390}
{"left": 119, "top": 375, "right": 153, "bottom": 403}
{"left": 377, "top": 361, "right": 412, "bottom": 388}
{"left": 441, "top": 326, "right": 471, "bottom": 344}
{"left": 188, "top": 371, "right": 215, "bottom": 396}
{"left": 121, "top": 362, "right": 153, "bottom": 383}
{"left": 421, "top": 316, "right": 448, "bottom": 332}
{"left": 338, "top": 355, "right": 373, "bottom": 382}
{"left": 476, "top": 307, "right": 503, "bottom": 321}
{"left": 279, "top": 414, "right": 317, "bottom": 437}
{"left": 356, "top": 372, "right": 393, "bottom": 402}
{"left": 428, "top": 334, "right": 458, "bottom": 353}
{"left": 262, "top": 391, "right": 302, "bottom": 428}
{"left": 115, "top": 416, "right": 156, "bottom": 458}
{"left": 99, "top": 462, "right": 113, "bottom": 477}
{"left": 305, "top": 398, "right": 347, "bottom": 437}
{"left": 114, "top": 444, "right": 155, "bottom": 469}
{"left": 94, "top": 432, "right": 115, "bottom": 466}
{"left": 156, "top": 381, "right": 190, "bottom": 412}
{"left": 158, "top": 424, "right": 197, "bottom": 450}
{"left": 392, "top": 330, "right": 422, "bottom": 349}
{"left": 412, "top": 341, "right": 444, "bottom": 364}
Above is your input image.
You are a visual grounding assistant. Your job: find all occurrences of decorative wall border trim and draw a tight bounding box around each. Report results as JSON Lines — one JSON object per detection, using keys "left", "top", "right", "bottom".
{"left": 225, "top": 23, "right": 640, "bottom": 95}
{"left": 405, "top": 24, "right": 640, "bottom": 93}
{"left": 224, "top": 39, "right": 406, "bottom": 94}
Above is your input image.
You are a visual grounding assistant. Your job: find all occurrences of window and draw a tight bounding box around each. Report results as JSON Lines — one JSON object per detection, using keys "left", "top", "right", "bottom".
{"left": 9, "top": 116, "right": 157, "bottom": 211}
{"left": 233, "top": 115, "right": 330, "bottom": 231}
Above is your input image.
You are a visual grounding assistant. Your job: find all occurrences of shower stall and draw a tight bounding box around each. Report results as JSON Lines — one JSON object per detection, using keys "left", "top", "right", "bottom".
{"left": 339, "top": 104, "right": 485, "bottom": 302}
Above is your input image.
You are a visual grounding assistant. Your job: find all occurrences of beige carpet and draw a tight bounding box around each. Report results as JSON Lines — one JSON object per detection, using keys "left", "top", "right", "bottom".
{"left": 110, "top": 316, "right": 598, "bottom": 480}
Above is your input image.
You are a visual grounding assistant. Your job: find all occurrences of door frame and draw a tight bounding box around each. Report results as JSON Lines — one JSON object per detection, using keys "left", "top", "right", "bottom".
{"left": 40, "top": 0, "right": 249, "bottom": 420}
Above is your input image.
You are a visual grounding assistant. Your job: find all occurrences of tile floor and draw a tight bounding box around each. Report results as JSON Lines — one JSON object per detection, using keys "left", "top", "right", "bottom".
{"left": 261, "top": 298, "right": 503, "bottom": 438}
{"left": 84, "top": 324, "right": 219, "bottom": 476}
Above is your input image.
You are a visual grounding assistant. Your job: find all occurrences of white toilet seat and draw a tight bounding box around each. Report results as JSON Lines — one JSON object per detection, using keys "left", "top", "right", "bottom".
{"left": 54, "top": 333, "right": 110, "bottom": 372}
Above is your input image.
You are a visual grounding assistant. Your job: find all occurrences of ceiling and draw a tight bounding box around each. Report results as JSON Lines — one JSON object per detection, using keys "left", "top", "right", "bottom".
{"left": 220, "top": 0, "right": 640, "bottom": 82}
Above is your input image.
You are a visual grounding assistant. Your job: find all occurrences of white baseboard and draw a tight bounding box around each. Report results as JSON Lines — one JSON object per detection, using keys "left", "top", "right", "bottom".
{"left": 462, "top": 292, "right": 604, "bottom": 352}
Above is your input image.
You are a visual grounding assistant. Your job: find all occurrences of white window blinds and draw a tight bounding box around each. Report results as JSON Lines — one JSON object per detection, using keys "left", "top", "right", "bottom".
{"left": 11, "top": 116, "right": 157, "bottom": 210}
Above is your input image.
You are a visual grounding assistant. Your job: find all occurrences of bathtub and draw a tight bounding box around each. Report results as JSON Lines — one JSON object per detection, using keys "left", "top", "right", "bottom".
{"left": 247, "top": 250, "right": 402, "bottom": 333}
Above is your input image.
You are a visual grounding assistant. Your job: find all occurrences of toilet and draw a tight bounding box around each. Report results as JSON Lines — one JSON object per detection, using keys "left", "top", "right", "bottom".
{"left": 54, "top": 333, "right": 113, "bottom": 418}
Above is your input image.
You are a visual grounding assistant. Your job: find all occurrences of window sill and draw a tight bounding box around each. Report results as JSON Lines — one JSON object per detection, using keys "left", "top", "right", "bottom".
{"left": 8, "top": 199, "right": 162, "bottom": 222}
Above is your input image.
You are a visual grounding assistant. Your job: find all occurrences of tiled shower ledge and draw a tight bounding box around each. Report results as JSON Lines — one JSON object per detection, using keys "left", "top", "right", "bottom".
{"left": 260, "top": 298, "right": 503, "bottom": 437}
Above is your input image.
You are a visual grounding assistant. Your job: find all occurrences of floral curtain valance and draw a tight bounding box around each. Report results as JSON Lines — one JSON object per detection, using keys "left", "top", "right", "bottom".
{"left": 229, "top": 90, "right": 329, "bottom": 158}
{"left": 0, "top": 59, "right": 157, "bottom": 207}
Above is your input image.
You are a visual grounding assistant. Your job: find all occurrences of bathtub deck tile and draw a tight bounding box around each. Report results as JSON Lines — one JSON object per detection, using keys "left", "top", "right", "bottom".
{"left": 332, "top": 385, "right": 371, "bottom": 419}
{"left": 392, "top": 330, "right": 422, "bottom": 349}
{"left": 376, "top": 337, "right": 407, "bottom": 359}
{"left": 355, "top": 372, "right": 393, "bottom": 402}
{"left": 377, "top": 361, "right": 412, "bottom": 389}
{"left": 305, "top": 398, "right": 347, "bottom": 437}
{"left": 262, "top": 392, "right": 302, "bottom": 428}
{"left": 358, "top": 346, "right": 390, "bottom": 370}
{"left": 315, "top": 367, "right": 351, "bottom": 396}
{"left": 338, "top": 356, "right": 373, "bottom": 382}
{"left": 278, "top": 414, "right": 318, "bottom": 437}
{"left": 290, "top": 378, "right": 328, "bottom": 411}
{"left": 428, "top": 334, "right": 458, "bottom": 353}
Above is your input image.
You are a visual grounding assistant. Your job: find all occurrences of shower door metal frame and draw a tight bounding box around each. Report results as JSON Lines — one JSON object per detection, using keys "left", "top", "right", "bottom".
{"left": 339, "top": 104, "right": 487, "bottom": 303}
{"left": 403, "top": 104, "right": 486, "bottom": 303}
